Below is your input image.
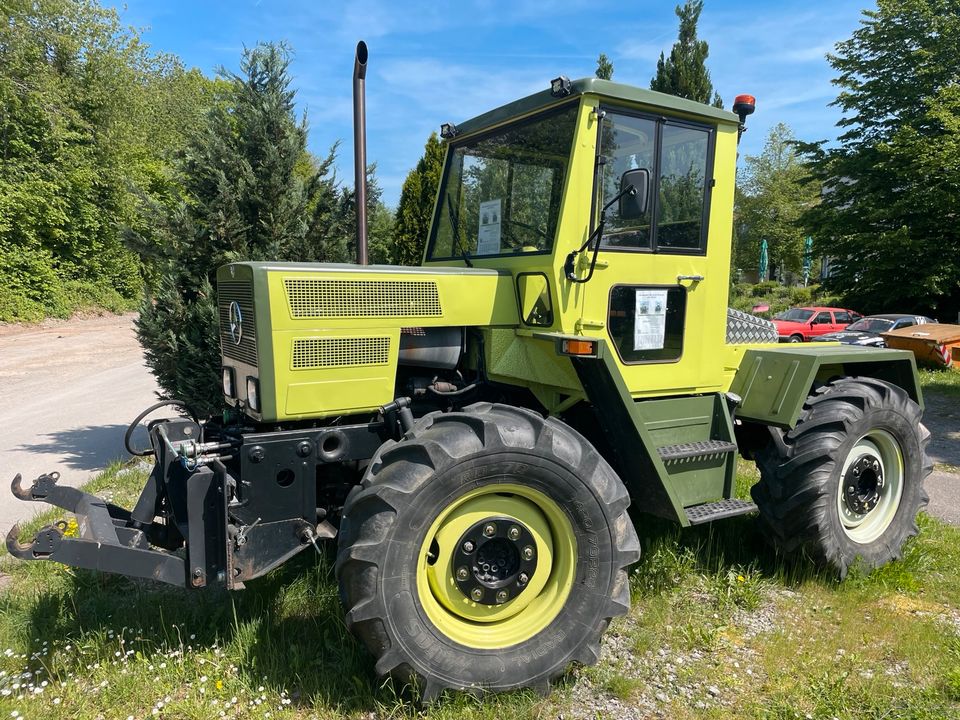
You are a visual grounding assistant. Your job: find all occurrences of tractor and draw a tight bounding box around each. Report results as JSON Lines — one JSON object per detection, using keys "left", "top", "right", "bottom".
{"left": 7, "top": 49, "right": 931, "bottom": 700}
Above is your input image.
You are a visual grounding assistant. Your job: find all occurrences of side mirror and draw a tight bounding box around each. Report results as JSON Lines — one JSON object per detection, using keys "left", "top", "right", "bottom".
{"left": 618, "top": 168, "right": 650, "bottom": 220}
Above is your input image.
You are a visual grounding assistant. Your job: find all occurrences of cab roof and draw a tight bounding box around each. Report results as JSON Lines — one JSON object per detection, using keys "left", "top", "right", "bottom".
{"left": 453, "top": 77, "right": 741, "bottom": 139}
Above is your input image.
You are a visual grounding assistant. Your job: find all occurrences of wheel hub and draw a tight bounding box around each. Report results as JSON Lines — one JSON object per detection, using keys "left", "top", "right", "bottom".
{"left": 453, "top": 517, "right": 538, "bottom": 605}
{"left": 843, "top": 453, "right": 884, "bottom": 515}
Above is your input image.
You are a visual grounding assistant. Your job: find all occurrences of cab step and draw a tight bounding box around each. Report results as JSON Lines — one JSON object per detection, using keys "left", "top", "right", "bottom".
{"left": 657, "top": 440, "right": 737, "bottom": 462}
{"left": 684, "top": 498, "right": 757, "bottom": 525}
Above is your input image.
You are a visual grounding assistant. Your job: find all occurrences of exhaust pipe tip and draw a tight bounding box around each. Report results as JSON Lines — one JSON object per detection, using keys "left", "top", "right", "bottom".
{"left": 354, "top": 40, "right": 368, "bottom": 78}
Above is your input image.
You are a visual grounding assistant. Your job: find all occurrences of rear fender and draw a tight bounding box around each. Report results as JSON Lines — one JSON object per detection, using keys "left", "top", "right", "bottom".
{"left": 729, "top": 345, "right": 922, "bottom": 430}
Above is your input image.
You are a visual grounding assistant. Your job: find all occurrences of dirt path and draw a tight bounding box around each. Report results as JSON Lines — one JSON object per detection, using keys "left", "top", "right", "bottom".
{"left": 924, "top": 390, "right": 960, "bottom": 468}
{"left": 921, "top": 389, "right": 960, "bottom": 525}
{"left": 0, "top": 313, "right": 159, "bottom": 538}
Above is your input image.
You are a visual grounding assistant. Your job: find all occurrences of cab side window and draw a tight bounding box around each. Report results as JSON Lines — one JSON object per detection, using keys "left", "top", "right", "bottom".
{"left": 597, "top": 114, "right": 656, "bottom": 249}
{"left": 598, "top": 111, "right": 712, "bottom": 254}
{"left": 657, "top": 124, "right": 710, "bottom": 251}
{"left": 814, "top": 312, "right": 832, "bottom": 324}
{"left": 835, "top": 311, "right": 852, "bottom": 324}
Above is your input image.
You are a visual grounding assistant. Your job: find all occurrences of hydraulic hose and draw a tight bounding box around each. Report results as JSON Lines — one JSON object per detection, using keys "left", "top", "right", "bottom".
{"left": 124, "top": 399, "right": 199, "bottom": 457}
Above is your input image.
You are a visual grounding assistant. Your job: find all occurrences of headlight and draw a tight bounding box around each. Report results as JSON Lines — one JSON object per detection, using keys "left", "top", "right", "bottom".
{"left": 246, "top": 377, "right": 260, "bottom": 411}
{"left": 222, "top": 367, "right": 235, "bottom": 397}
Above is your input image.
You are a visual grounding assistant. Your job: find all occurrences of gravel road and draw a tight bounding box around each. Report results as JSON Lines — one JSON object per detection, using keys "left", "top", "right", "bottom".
{"left": 923, "top": 390, "right": 960, "bottom": 525}
{"left": 0, "top": 313, "right": 158, "bottom": 538}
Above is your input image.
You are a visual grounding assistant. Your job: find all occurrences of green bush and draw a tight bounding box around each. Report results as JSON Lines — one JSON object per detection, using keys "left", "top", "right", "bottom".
{"left": 729, "top": 281, "right": 844, "bottom": 318}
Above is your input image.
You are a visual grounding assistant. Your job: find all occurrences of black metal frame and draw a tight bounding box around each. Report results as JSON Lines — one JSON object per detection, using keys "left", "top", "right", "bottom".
{"left": 6, "top": 414, "right": 392, "bottom": 589}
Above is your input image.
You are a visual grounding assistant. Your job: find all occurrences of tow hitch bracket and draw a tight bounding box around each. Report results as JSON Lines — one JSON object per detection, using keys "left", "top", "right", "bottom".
{"left": 6, "top": 472, "right": 187, "bottom": 587}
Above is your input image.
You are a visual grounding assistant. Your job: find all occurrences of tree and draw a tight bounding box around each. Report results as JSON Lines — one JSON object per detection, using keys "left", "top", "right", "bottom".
{"left": 595, "top": 53, "right": 614, "bottom": 80}
{"left": 135, "top": 43, "right": 346, "bottom": 415}
{"left": 735, "top": 124, "right": 819, "bottom": 277}
{"left": 393, "top": 132, "right": 444, "bottom": 266}
{"left": 798, "top": 0, "right": 960, "bottom": 316}
{"left": 650, "top": 0, "right": 723, "bottom": 108}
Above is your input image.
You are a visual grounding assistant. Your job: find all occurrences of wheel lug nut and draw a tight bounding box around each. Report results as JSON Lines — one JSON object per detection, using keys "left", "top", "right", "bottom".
{"left": 456, "top": 566, "right": 469, "bottom": 581}
{"left": 847, "top": 486, "right": 855, "bottom": 494}
{"left": 462, "top": 540, "right": 475, "bottom": 553}
{"left": 518, "top": 572, "right": 529, "bottom": 585}
{"left": 483, "top": 523, "right": 497, "bottom": 537}
{"left": 471, "top": 588, "right": 483, "bottom": 602}
{"left": 522, "top": 546, "right": 535, "bottom": 561}
{"left": 508, "top": 526, "right": 521, "bottom": 541}
{"left": 495, "top": 590, "right": 509, "bottom": 603}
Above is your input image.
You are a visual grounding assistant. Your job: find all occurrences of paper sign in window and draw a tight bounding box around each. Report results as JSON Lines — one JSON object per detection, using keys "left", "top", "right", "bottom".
{"left": 634, "top": 289, "right": 668, "bottom": 350}
{"left": 477, "top": 199, "right": 502, "bottom": 255}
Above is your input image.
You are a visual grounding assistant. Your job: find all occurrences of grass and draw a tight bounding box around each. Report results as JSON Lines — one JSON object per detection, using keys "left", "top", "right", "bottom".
{"left": 2, "top": 462, "right": 960, "bottom": 719}
{"left": 920, "top": 368, "right": 960, "bottom": 397}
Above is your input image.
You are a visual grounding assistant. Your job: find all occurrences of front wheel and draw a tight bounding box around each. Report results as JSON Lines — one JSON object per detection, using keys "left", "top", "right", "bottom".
{"left": 335, "top": 403, "right": 639, "bottom": 700}
{"left": 789, "top": 334, "right": 804, "bottom": 343}
{"left": 753, "top": 377, "right": 931, "bottom": 577}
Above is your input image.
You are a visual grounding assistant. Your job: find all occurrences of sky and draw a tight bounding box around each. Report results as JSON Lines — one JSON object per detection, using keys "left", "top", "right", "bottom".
{"left": 117, "top": 0, "right": 870, "bottom": 208}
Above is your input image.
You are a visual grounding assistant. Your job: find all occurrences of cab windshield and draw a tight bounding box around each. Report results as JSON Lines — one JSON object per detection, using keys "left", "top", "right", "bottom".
{"left": 427, "top": 104, "right": 578, "bottom": 260}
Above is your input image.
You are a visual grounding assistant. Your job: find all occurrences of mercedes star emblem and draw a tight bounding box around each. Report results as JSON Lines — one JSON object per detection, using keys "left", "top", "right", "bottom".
{"left": 228, "top": 301, "right": 243, "bottom": 345}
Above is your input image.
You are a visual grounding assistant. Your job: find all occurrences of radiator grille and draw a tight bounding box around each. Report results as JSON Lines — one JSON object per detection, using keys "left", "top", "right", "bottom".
{"left": 218, "top": 280, "right": 258, "bottom": 366}
{"left": 291, "top": 337, "right": 391, "bottom": 369}
{"left": 284, "top": 279, "right": 442, "bottom": 318}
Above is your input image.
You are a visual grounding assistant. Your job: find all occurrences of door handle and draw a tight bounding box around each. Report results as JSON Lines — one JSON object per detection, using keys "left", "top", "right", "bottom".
{"left": 677, "top": 274, "right": 704, "bottom": 283}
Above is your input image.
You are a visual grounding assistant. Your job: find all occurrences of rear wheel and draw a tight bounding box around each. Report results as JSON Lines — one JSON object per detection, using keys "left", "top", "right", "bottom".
{"left": 335, "top": 403, "right": 639, "bottom": 700}
{"left": 753, "top": 377, "right": 931, "bottom": 576}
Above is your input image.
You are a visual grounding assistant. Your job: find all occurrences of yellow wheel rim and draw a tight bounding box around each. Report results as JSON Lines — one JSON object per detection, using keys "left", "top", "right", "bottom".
{"left": 417, "top": 483, "right": 577, "bottom": 649}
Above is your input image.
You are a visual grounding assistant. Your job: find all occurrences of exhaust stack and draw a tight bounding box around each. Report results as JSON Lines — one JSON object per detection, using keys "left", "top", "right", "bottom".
{"left": 353, "top": 41, "right": 369, "bottom": 265}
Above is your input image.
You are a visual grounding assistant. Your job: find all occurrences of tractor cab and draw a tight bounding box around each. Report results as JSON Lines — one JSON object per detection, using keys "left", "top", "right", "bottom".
{"left": 424, "top": 78, "right": 750, "bottom": 400}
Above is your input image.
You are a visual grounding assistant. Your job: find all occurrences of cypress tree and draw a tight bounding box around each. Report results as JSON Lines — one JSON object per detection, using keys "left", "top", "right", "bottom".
{"left": 650, "top": 0, "right": 723, "bottom": 108}
{"left": 393, "top": 132, "right": 445, "bottom": 266}
{"left": 595, "top": 53, "right": 614, "bottom": 80}
{"left": 135, "top": 43, "right": 343, "bottom": 415}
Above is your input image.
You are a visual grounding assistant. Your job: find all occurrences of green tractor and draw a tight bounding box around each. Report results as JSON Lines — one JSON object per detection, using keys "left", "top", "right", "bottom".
{"left": 8, "top": 60, "right": 931, "bottom": 699}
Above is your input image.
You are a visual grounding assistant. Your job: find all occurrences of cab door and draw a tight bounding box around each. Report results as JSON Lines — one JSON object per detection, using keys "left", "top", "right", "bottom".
{"left": 578, "top": 107, "right": 734, "bottom": 397}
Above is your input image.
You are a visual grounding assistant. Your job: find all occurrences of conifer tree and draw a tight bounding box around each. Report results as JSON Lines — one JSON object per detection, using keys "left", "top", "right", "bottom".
{"left": 650, "top": 0, "right": 723, "bottom": 108}
{"left": 595, "top": 53, "right": 614, "bottom": 80}
{"left": 393, "top": 132, "right": 445, "bottom": 266}
{"left": 135, "top": 43, "right": 343, "bottom": 415}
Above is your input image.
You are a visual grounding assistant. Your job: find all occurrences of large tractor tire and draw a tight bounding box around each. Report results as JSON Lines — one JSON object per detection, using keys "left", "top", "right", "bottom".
{"left": 753, "top": 377, "right": 931, "bottom": 577}
{"left": 335, "top": 403, "right": 639, "bottom": 700}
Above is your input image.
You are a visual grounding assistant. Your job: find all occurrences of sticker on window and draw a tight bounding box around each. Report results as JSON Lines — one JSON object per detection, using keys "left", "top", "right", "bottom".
{"left": 477, "top": 199, "right": 502, "bottom": 255}
{"left": 634, "top": 289, "right": 668, "bottom": 350}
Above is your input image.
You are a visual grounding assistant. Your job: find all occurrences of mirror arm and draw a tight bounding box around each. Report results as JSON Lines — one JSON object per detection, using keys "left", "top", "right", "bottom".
{"left": 564, "top": 186, "right": 636, "bottom": 284}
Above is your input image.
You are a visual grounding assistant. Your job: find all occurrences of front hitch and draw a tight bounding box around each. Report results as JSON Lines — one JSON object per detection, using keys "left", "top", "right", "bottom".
{"left": 6, "top": 471, "right": 188, "bottom": 587}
